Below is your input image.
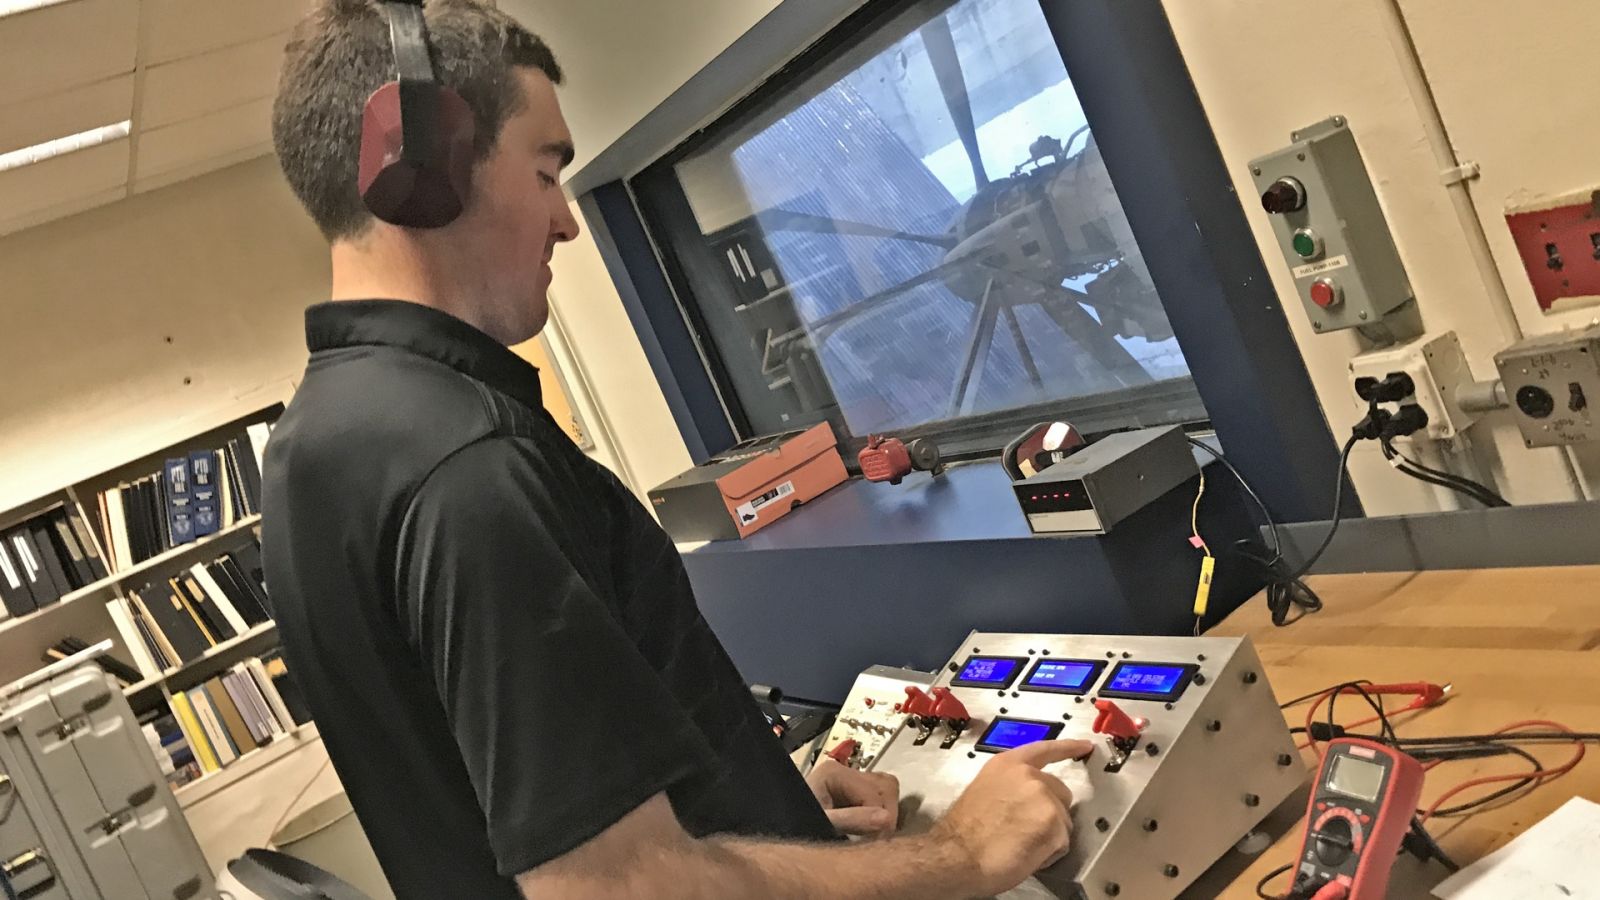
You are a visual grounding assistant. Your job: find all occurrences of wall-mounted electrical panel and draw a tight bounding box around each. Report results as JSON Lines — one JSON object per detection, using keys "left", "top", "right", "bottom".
{"left": 1505, "top": 188, "right": 1600, "bottom": 314}
{"left": 1348, "top": 331, "right": 1478, "bottom": 439}
{"left": 1495, "top": 323, "right": 1600, "bottom": 447}
{"left": 1249, "top": 117, "right": 1418, "bottom": 342}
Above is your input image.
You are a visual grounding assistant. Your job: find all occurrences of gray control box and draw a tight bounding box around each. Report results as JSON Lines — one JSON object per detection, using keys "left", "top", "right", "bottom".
{"left": 1249, "top": 117, "right": 1416, "bottom": 338}
{"left": 1495, "top": 324, "right": 1600, "bottom": 446}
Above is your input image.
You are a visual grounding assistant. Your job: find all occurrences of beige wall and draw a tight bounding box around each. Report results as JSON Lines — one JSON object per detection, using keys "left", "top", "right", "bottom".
{"left": 0, "top": 156, "right": 319, "bottom": 509}
{"left": 532, "top": 0, "right": 1600, "bottom": 512}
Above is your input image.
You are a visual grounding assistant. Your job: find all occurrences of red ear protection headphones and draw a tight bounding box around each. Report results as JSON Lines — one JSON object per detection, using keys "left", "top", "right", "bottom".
{"left": 358, "top": 0, "right": 476, "bottom": 228}
{"left": 1001, "top": 421, "right": 1086, "bottom": 481}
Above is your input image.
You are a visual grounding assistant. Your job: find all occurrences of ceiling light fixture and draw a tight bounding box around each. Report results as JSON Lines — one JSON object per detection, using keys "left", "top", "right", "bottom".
{"left": 0, "top": 0, "right": 80, "bottom": 19}
{"left": 0, "top": 120, "right": 132, "bottom": 174}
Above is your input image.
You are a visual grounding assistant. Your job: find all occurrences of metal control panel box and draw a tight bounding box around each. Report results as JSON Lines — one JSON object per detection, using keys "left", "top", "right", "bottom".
{"left": 1249, "top": 117, "right": 1417, "bottom": 340}
{"left": 1495, "top": 324, "right": 1600, "bottom": 446}
{"left": 815, "top": 666, "right": 934, "bottom": 771}
{"left": 871, "top": 633, "right": 1303, "bottom": 900}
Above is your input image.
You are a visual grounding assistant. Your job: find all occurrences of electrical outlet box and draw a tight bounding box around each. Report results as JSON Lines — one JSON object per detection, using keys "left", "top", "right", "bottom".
{"left": 1348, "top": 331, "right": 1477, "bottom": 439}
{"left": 1249, "top": 117, "right": 1417, "bottom": 339}
{"left": 1495, "top": 323, "right": 1600, "bottom": 446}
{"left": 1505, "top": 188, "right": 1600, "bottom": 314}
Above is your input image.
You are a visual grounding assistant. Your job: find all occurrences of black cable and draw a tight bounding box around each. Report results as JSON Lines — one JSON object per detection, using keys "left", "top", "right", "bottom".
{"left": 1279, "top": 680, "right": 1375, "bottom": 710}
{"left": 1407, "top": 817, "right": 1461, "bottom": 872}
{"left": 1416, "top": 743, "right": 1545, "bottom": 817}
{"left": 1379, "top": 439, "right": 1510, "bottom": 508}
{"left": 1254, "top": 861, "right": 1294, "bottom": 900}
{"left": 1187, "top": 435, "right": 1356, "bottom": 626}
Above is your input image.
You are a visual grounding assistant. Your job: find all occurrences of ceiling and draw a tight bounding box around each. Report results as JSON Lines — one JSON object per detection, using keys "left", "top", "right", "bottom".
{"left": 0, "top": 0, "right": 310, "bottom": 236}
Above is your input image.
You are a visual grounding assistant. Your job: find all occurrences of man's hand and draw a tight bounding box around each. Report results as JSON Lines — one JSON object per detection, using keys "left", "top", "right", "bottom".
{"left": 932, "top": 739, "right": 1095, "bottom": 896}
{"left": 806, "top": 758, "right": 900, "bottom": 837}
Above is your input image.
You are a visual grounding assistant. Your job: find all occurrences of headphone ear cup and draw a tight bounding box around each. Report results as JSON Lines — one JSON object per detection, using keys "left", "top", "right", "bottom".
{"left": 358, "top": 83, "right": 477, "bottom": 228}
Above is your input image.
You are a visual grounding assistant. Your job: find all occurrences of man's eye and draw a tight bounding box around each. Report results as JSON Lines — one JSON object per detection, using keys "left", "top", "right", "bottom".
{"left": 538, "top": 173, "right": 558, "bottom": 188}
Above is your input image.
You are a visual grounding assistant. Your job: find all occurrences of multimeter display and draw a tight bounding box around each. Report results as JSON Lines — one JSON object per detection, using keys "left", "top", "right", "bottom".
{"left": 1326, "top": 754, "right": 1385, "bottom": 803}
{"left": 1098, "top": 662, "right": 1200, "bottom": 701}
{"left": 951, "top": 656, "right": 1027, "bottom": 689}
{"left": 1021, "top": 659, "right": 1104, "bottom": 694}
{"left": 975, "top": 718, "right": 1063, "bottom": 753}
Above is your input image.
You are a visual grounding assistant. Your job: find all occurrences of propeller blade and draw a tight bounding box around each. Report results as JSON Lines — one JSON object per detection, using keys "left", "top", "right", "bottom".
{"left": 921, "top": 15, "right": 987, "bottom": 188}
{"left": 760, "top": 209, "right": 956, "bottom": 248}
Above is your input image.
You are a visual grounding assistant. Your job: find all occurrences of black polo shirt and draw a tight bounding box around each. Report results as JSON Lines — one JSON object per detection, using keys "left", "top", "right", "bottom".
{"left": 260, "top": 300, "right": 835, "bottom": 898}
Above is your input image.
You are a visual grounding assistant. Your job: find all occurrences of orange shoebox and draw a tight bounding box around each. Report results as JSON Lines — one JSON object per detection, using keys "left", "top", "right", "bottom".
{"left": 648, "top": 423, "right": 848, "bottom": 542}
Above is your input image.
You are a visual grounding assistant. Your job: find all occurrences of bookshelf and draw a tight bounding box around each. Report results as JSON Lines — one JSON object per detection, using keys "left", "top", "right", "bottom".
{"left": 0, "top": 392, "right": 308, "bottom": 794}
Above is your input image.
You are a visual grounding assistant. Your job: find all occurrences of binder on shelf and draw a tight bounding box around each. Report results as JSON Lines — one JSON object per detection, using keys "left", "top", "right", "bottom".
{"left": 63, "top": 503, "right": 109, "bottom": 581}
{"left": 107, "top": 597, "right": 164, "bottom": 678}
{"left": 209, "top": 556, "right": 270, "bottom": 626}
{"left": 247, "top": 657, "right": 297, "bottom": 733}
{"left": 233, "top": 663, "right": 285, "bottom": 739}
{"left": 105, "top": 485, "right": 131, "bottom": 572}
{"left": 6, "top": 527, "right": 52, "bottom": 609}
{"left": 0, "top": 537, "right": 34, "bottom": 618}
{"left": 203, "top": 679, "right": 259, "bottom": 753}
{"left": 169, "top": 576, "right": 220, "bottom": 647}
{"left": 246, "top": 422, "right": 272, "bottom": 477}
{"left": 170, "top": 690, "right": 221, "bottom": 773}
{"left": 189, "top": 450, "right": 220, "bottom": 538}
{"left": 164, "top": 457, "right": 196, "bottom": 547}
{"left": 190, "top": 563, "right": 249, "bottom": 634}
{"left": 47, "top": 507, "right": 94, "bottom": 588}
{"left": 187, "top": 686, "right": 238, "bottom": 764}
{"left": 28, "top": 520, "right": 73, "bottom": 599}
{"left": 175, "top": 572, "right": 237, "bottom": 643}
{"left": 135, "top": 582, "right": 209, "bottom": 663}
{"left": 230, "top": 436, "right": 264, "bottom": 516}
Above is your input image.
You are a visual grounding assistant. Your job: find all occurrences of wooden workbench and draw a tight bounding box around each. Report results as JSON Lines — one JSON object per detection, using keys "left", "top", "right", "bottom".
{"left": 1187, "top": 566, "right": 1600, "bottom": 899}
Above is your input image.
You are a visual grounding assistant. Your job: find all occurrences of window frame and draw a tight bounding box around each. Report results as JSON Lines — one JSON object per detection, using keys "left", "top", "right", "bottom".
{"left": 588, "top": 0, "right": 1354, "bottom": 522}
{"left": 627, "top": 0, "right": 1210, "bottom": 460}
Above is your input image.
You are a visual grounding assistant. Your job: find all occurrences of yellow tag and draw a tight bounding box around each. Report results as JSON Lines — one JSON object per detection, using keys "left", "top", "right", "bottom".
{"left": 1192, "top": 556, "right": 1216, "bottom": 617}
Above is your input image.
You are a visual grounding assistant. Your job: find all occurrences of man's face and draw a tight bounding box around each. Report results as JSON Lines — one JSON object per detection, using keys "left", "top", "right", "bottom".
{"left": 448, "top": 69, "right": 579, "bottom": 343}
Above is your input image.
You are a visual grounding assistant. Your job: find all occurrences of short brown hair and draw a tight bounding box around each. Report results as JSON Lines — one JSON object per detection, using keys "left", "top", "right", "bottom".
{"left": 272, "top": 0, "right": 563, "bottom": 241}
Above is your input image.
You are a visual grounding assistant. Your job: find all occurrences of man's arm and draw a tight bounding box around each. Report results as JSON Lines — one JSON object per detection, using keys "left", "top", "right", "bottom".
{"left": 519, "top": 739, "right": 1093, "bottom": 900}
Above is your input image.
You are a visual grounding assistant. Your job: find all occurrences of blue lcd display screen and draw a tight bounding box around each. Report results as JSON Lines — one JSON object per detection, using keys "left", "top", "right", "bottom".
{"left": 1100, "top": 662, "right": 1198, "bottom": 701}
{"left": 951, "top": 656, "right": 1026, "bottom": 689}
{"left": 1022, "top": 659, "right": 1103, "bottom": 694}
{"left": 976, "top": 718, "right": 1064, "bottom": 753}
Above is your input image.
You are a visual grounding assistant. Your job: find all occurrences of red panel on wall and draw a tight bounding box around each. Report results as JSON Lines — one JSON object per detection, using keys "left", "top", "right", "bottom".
{"left": 1506, "top": 189, "right": 1600, "bottom": 313}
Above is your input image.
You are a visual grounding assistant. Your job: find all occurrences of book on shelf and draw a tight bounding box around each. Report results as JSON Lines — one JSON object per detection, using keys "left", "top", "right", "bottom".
{"left": 93, "top": 425, "right": 271, "bottom": 571}
{"left": 0, "top": 502, "right": 108, "bottom": 618}
{"left": 146, "top": 653, "right": 307, "bottom": 786}
{"left": 104, "top": 538, "right": 274, "bottom": 678}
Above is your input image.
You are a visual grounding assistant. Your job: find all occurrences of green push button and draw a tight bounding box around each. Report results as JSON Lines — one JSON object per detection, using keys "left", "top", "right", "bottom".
{"left": 1292, "top": 229, "right": 1322, "bottom": 259}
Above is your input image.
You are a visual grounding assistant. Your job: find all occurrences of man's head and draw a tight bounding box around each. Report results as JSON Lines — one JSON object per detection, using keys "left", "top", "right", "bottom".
{"left": 273, "top": 0, "right": 579, "bottom": 343}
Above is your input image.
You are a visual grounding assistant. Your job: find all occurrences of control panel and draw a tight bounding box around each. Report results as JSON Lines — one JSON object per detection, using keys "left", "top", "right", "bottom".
{"left": 815, "top": 665, "right": 934, "bottom": 771}
{"left": 1249, "top": 117, "right": 1419, "bottom": 342}
{"left": 869, "top": 633, "right": 1303, "bottom": 900}
{"left": 1494, "top": 322, "right": 1600, "bottom": 446}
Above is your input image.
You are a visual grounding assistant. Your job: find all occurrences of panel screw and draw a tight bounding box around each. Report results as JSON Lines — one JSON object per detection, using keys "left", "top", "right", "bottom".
{"left": 1207, "top": 720, "right": 1223, "bottom": 732}
{"left": 1062, "top": 713, "right": 1073, "bottom": 721}
{"left": 1197, "top": 654, "right": 1206, "bottom": 661}
{"left": 1163, "top": 865, "right": 1180, "bottom": 878}
{"left": 1121, "top": 651, "right": 1131, "bottom": 659}
{"left": 1105, "top": 883, "right": 1121, "bottom": 897}
{"left": 1193, "top": 674, "right": 1207, "bottom": 685}
{"left": 1146, "top": 743, "right": 1161, "bottom": 756}
{"left": 1041, "top": 649, "right": 1051, "bottom": 656}
{"left": 1142, "top": 818, "right": 1159, "bottom": 832}
{"left": 1314, "top": 322, "right": 1324, "bottom": 331}
{"left": 1278, "top": 753, "right": 1295, "bottom": 767}
{"left": 948, "top": 663, "right": 959, "bottom": 672}
{"left": 1251, "top": 166, "right": 1262, "bottom": 176}
{"left": 1000, "top": 707, "right": 1009, "bottom": 715}
{"left": 1028, "top": 649, "right": 1036, "bottom": 655}
{"left": 968, "top": 752, "right": 976, "bottom": 759}
{"left": 1106, "top": 651, "right": 1116, "bottom": 658}
{"left": 1244, "top": 793, "right": 1261, "bottom": 807}
{"left": 1164, "top": 703, "right": 1174, "bottom": 711}
{"left": 1297, "top": 152, "right": 1306, "bottom": 161}
{"left": 1334, "top": 116, "right": 1346, "bottom": 126}
{"left": 1359, "top": 311, "right": 1369, "bottom": 321}
{"left": 1011, "top": 691, "right": 1019, "bottom": 698}
{"left": 1095, "top": 817, "right": 1110, "bottom": 832}
{"left": 1075, "top": 696, "right": 1085, "bottom": 703}
{"left": 1243, "top": 671, "right": 1258, "bottom": 684}
{"left": 997, "top": 690, "right": 1006, "bottom": 696}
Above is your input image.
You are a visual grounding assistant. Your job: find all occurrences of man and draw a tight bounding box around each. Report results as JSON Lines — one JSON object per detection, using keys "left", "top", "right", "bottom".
{"left": 262, "top": 1, "right": 1092, "bottom": 897}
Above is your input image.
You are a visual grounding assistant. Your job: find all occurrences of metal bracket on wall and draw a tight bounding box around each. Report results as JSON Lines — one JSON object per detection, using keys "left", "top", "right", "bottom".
{"left": 1439, "top": 161, "right": 1481, "bottom": 187}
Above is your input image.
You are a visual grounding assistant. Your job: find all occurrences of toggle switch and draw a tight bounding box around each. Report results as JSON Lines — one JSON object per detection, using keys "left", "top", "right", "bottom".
{"left": 1092, "top": 700, "right": 1146, "bottom": 741}
{"left": 929, "top": 687, "right": 969, "bottom": 723}
{"left": 826, "top": 739, "right": 860, "bottom": 766}
{"left": 902, "top": 686, "right": 936, "bottom": 718}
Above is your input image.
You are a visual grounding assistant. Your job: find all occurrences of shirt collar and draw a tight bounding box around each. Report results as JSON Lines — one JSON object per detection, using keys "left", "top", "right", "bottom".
{"left": 305, "top": 300, "right": 545, "bottom": 412}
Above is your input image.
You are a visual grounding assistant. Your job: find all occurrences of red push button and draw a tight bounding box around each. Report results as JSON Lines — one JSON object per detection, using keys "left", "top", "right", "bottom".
{"left": 1310, "top": 278, "right": 1343, "bottom": 309}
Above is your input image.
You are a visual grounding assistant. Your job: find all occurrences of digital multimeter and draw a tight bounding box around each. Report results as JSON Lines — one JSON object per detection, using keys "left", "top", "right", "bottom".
{"left": 1289, "top": 738, "right": 1425, "bottom": 899}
